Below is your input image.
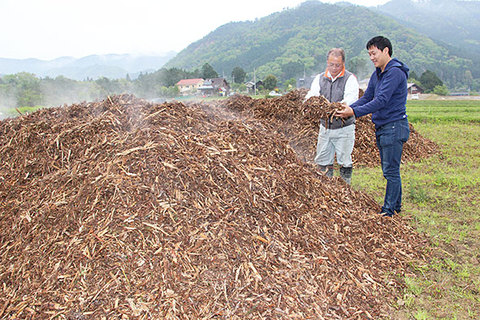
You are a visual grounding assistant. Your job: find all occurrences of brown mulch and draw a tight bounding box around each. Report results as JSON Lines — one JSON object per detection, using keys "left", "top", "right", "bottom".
{"left": 220, "top": 90, "right": 439, "bottom": 166}
{"left": 0, "top": 93, "right": 430, "bottom": 319}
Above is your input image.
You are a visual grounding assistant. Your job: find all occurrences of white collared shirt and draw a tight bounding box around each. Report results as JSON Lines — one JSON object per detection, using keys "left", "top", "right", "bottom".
{"left": 305, "top": 71, "right": 359, "bottom": 105}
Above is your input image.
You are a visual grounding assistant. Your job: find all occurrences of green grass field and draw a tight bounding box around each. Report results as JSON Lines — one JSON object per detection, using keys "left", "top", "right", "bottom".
{"left": 355, "top": 100, "right": 480, "bottom": 319}
{"left": 3, "top": 105, "right": 44, "bottom": 117}
{"left": 406, "top": 100, "right": 480, "bottom": 123}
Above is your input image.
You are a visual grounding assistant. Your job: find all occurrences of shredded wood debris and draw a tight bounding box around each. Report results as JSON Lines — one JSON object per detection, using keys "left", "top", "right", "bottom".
{"left": 0, "top": 92, "right": 433, "bottom": 319}
{"left": 221, "top": 90, "right": 439, "bottom": 165}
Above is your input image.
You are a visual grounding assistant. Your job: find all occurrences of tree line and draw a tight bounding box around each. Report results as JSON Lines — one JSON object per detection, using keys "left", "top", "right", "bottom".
{"left": 0, "top": 60, "right": 453, "bottom": 113}
{"left": 0, "top": 63, "right": 289, "bottom": 110}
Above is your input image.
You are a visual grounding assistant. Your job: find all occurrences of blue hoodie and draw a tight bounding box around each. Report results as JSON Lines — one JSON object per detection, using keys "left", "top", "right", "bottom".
{"left": 351, "top": 58, "right": 409, "bottom": 128}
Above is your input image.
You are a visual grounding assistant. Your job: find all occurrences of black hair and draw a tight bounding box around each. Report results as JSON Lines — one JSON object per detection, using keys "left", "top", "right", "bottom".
{"left": 366, "top": 36, "right": 393, "bottom": 56}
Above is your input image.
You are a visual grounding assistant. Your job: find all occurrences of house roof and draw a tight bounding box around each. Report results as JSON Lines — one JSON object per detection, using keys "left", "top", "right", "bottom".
{"left": 407, "top": 83, "right": 422, "bottom": 89}
{"left": 205, "top": 78, "right": 229, "bottom": 88}
{"left": 176, "top": 78, "right": 204, "bottom": 86}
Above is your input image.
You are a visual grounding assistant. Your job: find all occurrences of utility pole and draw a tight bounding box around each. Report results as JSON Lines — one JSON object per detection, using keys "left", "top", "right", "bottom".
{"left": 253, "top": 68, "right": 257, "bottom": 96}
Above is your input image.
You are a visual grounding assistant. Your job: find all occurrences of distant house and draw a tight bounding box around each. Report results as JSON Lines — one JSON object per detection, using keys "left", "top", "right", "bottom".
{"left": 198, "top": 78, "right": 230, "bottom": 96}
{"left": 176, "top": 78, "right": 204, "bottom": 95}
{"left": 246, "top": 80, "right": 263, "bottom": 94}
{"left": 297, "top": 76, "right": 316, "bottom": 89}
{"left": 407, "top": 83, "right": 424, "bottom": 94}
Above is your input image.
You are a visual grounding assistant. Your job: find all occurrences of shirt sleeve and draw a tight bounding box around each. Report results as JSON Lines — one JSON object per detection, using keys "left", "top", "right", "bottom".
{"left": 341, "top": 74, "right": 359, "bottom": 105}
{"left": 304, "top": 74, "right": 321, "bottom": 101}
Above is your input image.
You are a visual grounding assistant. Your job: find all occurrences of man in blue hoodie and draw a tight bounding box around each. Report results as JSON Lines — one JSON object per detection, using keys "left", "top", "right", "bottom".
{"left": 336, "top": 36, "right": 410, "bottom": 217}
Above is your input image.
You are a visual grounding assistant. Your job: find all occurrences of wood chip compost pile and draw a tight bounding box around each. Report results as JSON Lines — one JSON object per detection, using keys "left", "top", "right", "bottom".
{"left": 220, "top": 90, "right": 439, "bottom": 166}
{"left": 0, "top": 94, "right": 427, "bottom": 319}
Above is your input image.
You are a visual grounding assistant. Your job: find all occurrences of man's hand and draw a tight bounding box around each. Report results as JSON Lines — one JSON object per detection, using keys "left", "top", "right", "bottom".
{"left": 336, "top": 105, "right": 354, "bottom": 118}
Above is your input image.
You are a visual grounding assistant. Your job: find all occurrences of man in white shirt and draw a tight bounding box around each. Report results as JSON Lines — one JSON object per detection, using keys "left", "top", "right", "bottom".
{"left": 305, "top": 48, "right": 359, "bottom": 184}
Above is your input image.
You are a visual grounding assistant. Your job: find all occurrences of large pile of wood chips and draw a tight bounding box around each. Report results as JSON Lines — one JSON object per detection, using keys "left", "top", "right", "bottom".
{"left": 0, "top": 93, "right": 431, "bottom": 319}
{"left": 220, "top": 90, "right": 438, "bottom": 165}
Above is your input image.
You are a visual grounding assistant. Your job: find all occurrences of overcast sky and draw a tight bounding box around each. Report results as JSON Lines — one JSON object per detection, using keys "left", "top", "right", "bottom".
{"left": 0, "top": 0, "right": 389, "bottom": 60}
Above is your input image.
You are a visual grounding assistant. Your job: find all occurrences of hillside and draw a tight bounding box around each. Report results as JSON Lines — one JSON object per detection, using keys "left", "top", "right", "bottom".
{"left": 376, "top": 0, "right": 480, "bottom": 55}
{"left": 164, "top": 1, "right": 476, "bottom": 88}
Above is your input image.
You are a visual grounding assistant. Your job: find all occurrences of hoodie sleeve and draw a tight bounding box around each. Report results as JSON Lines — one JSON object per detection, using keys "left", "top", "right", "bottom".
{"left": 351, "top": 67, "right": 404, "bottom": 118}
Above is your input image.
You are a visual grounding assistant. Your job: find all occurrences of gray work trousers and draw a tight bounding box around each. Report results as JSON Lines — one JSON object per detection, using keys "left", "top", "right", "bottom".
{"left": 314, "top": 124, "right": 355, "bottom": 167}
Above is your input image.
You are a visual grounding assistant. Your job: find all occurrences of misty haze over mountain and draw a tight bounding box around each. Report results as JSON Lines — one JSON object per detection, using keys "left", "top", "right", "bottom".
{"left": 0, "top": 52, "right": 177, "bottom": 80}
{"left": 163, "top": 0, "right": 479, "bottom": 90}
{"left": 375, "top": 0, "right": 480, "bottom": 55}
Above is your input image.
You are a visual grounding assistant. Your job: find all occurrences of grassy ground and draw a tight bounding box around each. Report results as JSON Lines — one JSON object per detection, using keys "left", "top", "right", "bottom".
{"left": 3, "top": 105, "right": 44, "bottom": 117}
{"left": 354, "top": 100, "right": 480, "bottom": 319}
{"left": 406, "top": 100, "right": 480, "bottom": 123}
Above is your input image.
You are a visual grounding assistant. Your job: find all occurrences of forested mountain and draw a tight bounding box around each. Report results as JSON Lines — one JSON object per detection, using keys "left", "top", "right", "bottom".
{"left": 164, "top": 0, "right": 477, "bottom": 89}
{"left": 376, "top": 0, "right": 480, "bottom": 55}
{"left": 0, "top": 52, "right": 176, "bottom": 80}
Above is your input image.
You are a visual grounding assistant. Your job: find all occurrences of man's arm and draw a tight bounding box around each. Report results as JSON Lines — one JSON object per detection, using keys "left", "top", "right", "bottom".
{"left": 304, "top": 74, "right": 321, "bottom": 101}
{"left": 341, "top": 74, "right": 359, "bottom": 105}
{"left": 337, "top": 72, "right": 374, "bottom": 118}
{"left": 351, "top": 68, "right": 403, "bottom": 118}
{"left": 350, "top": 73, "right": 375, "bottom": 109}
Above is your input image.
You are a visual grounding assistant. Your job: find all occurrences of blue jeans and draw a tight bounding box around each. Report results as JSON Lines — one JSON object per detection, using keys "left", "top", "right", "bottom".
{"left": 375, "top": 118, "right": 410, "bottom": 215}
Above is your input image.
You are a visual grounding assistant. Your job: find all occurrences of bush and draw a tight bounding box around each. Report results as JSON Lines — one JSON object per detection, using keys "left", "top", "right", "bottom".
{"left": 433, "top": 85, "right": 449, "bottom": 96}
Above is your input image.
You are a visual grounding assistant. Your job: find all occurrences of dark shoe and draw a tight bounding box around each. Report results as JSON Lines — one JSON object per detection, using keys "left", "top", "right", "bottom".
{"left": 319, "top": 165, "right": 334, "bottom": 178}
{"left": 378, "top": 210, "right": 394, "bottom": 217}
{"left": 339, "top": 166, "right": 352, "bottom": 185}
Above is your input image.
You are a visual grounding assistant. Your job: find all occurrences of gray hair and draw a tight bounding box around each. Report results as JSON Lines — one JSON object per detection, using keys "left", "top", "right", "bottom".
{"left": 327, "top": 48, "right": 345, "bottom": 62}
